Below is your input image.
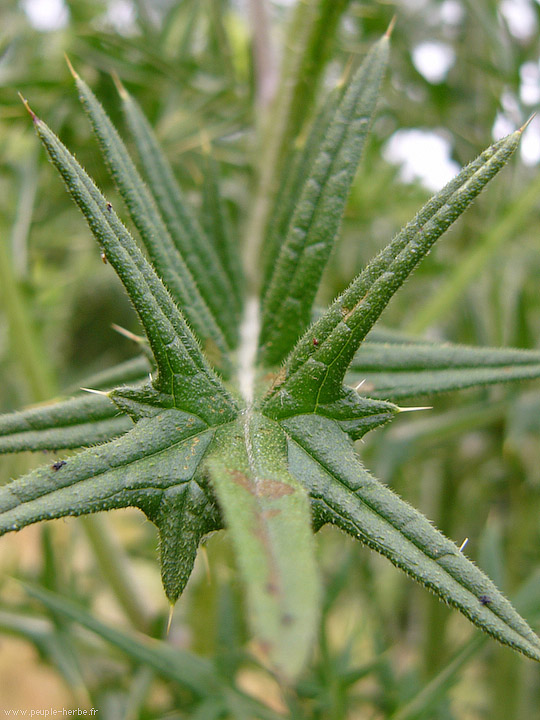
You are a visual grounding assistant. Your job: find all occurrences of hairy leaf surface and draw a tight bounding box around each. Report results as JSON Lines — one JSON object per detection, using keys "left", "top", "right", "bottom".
{"left": 118, "top": 81, "right": 241, "bottom": 338}
{"left": 348, "top": 340, "right": 540, "bottom": 400}
{"left": 71, "top": 69, "right": 234, "bottom": 362}
{"left": 206, "top": 414, "right": 319, "bottom": 680}
{"left": 264, "top": 129, "right": 522, "bottom": 417}
{"left": 0, "top": 409, "right": 221, "bottom": 601}
{"left": 282, "top": 413, "right": 540, "bottom": 662}
{"left": 4, "top": 29, "right": 540, "bottom": 684}
{"left": 259, "top": 33, "right": 390, "bottom": 366}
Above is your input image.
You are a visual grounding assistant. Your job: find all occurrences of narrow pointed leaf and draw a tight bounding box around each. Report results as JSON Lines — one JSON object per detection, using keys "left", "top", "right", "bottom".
{"left": 347, "top": 340, "right": 540, "bottom": 400}
{"left": 118, "top": 82, "right": 242, "bottom": 334}
{"left": 206, "top": 413, "right": 319, "bottom": 680}
{"left": 201, "top": 152, "right": 243, "bottom": 311}
{"left": 0, "top": 409, "right": 220, "bottom": 601}
{"left": 265, "top": 130, "right": 522, "bottom": 416}
{"left": 23, "top": 584, "right": 224, "bottom": 696}
{"left": 30, "top": 108, "right": 237, "bottom": 423}
{"left": 258, "top": 34, "right": 390, "bottom": 366}
{"left": 71, "top": 71, "right": 233, "bottom": 362}
{"left": 285, "top": 133, "right": 514, "bottom": 379}
{"left": 24, "top": 584, "right": 285, "bottom": 719}
{"left": 282, "top": 414, "right": 540, "bottom": 662}
{"left": 261, "top": 86, "right": 341, "bottom": 295}
{"left": 0, "top": 392, "right": 132, "bottom": 452}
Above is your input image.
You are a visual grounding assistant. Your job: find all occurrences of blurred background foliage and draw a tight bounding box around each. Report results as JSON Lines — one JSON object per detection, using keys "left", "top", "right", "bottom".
{"left": 1, "top": 0, "right": 540, "bottom": 717}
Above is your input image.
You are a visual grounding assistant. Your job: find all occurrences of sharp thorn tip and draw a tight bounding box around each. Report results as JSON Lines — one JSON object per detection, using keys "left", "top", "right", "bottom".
{"left": 64, "top": 53, "right": 78, "bottom": 79}
{"left": 166, "top": 604, "right": 174, "bottom": 636}
{"left": 398, "top": 405, "right": 433, "bottom": 413}
{"left": 18, "top": 92, "right": 37, "bottom": 121}
{"left": 111, "top": 71, "right": 127, "bottom": 98}
{"left": 80, "top": 387, "right": 110, "bottom": 397}
{"left": 519, "top": 113, "right": 536, "bottom": 133}
{"left": 385, "top": 15, "right": 397, "bottom": 38}
{"left": 111, "top": 323, "right": 145, "bottom": 343}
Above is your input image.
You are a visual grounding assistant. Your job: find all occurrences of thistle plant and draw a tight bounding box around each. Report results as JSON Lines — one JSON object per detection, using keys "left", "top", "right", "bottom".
{"left": 2, "top": 21, "right": 540, "bottom": 686}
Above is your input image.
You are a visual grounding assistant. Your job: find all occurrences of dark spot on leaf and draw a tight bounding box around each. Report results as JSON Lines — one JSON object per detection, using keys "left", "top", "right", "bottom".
{"left": 266, "top": 581, "right": 279, "bottom": 596}
{"left": 281, "top": 613, "right": 294, "bottom": 626}
{"left": 256, "top": 639, "right": 273, "bottom": 658}
{"left": 51, "top": 460, "right": 66, "bottom": 471}
{"left": 479, "top": 595, "right": 491, "bottom": 606}
{"left": 106, "top": 202, "right": 112, "bottom": 211}
{"left": 313, "top": 337, "right": 319, "bottom": 346}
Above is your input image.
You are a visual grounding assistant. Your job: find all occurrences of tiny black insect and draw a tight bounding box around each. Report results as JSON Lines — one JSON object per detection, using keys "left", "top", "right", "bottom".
{"left": 51, "top": 460, "right": 67, "bottom": 471}
{"left": 106, "top": 202, "right": 112, "bottom": 211}
{"left": 479, "top": 594, "right": 491, "bottom": 606}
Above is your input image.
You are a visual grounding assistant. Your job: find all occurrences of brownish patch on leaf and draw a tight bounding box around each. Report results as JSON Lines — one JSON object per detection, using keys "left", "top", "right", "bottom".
{"left": 255, "top": 639, "right": 274, "bottom": 660}
{"left": 259, "top": 479, "right": 295, "bottom": 498}
{"left": 268, "top": 367, "right": 287, "bottom": 394}
{"left": 343, "top": 302, "right": 360, "bottom": 322}
{"left": 229, "top": 469, "right": 255, "bottom": 494}
{"left": 263, "top": 509, "right": 281, "bottom": 520}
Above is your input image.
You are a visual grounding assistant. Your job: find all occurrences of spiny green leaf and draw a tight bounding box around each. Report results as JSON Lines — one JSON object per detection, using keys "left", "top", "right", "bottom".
{"left": 205, "top": 413, "right": 319, "bottom": 680}
{"left": 281, "top": 133, "right": 517, "bottom": 380}
{"left": 69, "top": 67, "right": 233, "bottom": 365}
{"left": 0, "top": 356, "right": 154, "bottom": 454}
{"left": 0, "top": 392, "right": 131, "bottom": 453}
{"left": 264, "top": 129, "right": 522, "bottom": 415}
{"left": 282, "top": 413, "right": 540, "bottom": 663}
{"left": 391, "top": 572, "right": 540, "bottom": 720}
{"left": 259, "top": 33, "right": 390, "bottom": 366}
{"left": 117, "top": 80, "right": 242, "bottom": 335}
{"left": 347, "top": 340, "right": 540, "bottom": 400}
{"left": 28, "top": 105, "right": 237, "bottom": 423}
{"left": 0, "top": 409, "right": 219, "bottom": 601}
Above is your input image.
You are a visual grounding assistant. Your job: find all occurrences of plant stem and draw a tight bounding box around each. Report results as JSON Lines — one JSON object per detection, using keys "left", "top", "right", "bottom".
{"left": 248, "top": 0, "right": 278, "bottom": 110}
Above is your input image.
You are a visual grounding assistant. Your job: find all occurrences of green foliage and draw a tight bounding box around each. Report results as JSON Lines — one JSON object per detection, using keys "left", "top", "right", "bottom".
{"left": 1, "top": 1, "right": 540, "bottom": 714}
